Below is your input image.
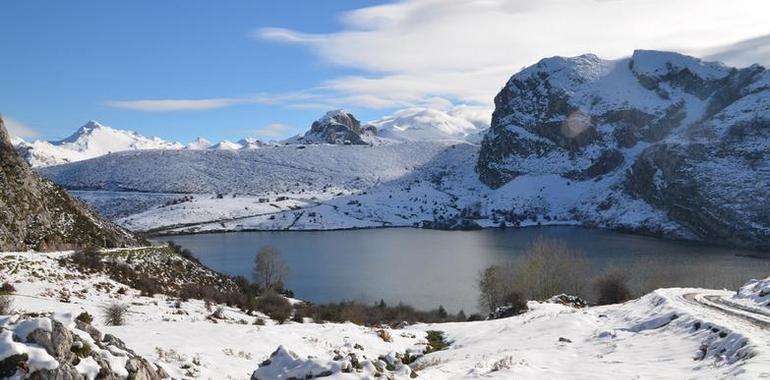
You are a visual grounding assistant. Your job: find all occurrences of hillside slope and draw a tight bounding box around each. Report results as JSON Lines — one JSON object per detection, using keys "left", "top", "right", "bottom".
{"left": 0, "top": 118, "right": 143, "bottom": 251}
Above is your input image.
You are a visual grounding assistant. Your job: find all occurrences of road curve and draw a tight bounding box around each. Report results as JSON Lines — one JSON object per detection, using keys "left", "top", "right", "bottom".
{"left": 683, "top": 293, "right": 770, "bottom": 328}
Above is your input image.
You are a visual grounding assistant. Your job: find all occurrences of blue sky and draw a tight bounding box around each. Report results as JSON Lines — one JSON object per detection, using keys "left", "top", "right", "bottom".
{"left": 2, "top": 0, "right": 768, "bottom": 143}
{"left": 0, "top": 1, "right": 391, "bottom": 142}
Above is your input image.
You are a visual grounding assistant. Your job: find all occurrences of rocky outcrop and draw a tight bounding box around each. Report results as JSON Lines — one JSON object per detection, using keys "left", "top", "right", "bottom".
{"left": 298, "top": 110, "right": 376, "bottom": 145}
{"left": 477, "top": 50, "right": 770, "bottom": 249}
{"left": 0, "top": 117, "right": 144, "bottom": 251}
{"left": 2, "top": 315, "right": 166, "bottom": 379}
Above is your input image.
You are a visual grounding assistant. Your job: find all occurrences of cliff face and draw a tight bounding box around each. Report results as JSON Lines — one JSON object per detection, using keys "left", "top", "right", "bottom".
{"left": 0, "top": 117, "right": 144, "bottom": 251}
{"left": 477, "top": 50, "right": 770, "bottom": 249}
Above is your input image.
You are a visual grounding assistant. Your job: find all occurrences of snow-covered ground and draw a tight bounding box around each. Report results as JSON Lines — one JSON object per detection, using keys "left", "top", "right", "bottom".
{"left": 2, "top": 250, "right": 770, "bottom": 379}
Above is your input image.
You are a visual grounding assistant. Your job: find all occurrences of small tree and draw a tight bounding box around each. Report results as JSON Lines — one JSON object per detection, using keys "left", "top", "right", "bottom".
{"left": 477, "top": 265, "right": 507, "bottom": 314}
{"left": 253, "top": 246, "right": 289, "bottom": 290}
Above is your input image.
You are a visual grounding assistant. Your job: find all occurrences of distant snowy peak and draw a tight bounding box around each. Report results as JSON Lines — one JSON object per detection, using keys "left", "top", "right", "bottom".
{"left": 18, "top": 121, "right": 183, "bottom": 167}
{"left": 210, "top": 140, "right": 243, "bottom": 150}
{"left": 296, "top": 110, "right": 376, "bottom": 145}
{"left": 238, "top": 138, "right": 266, "bottom": 149}
{"left": 371, "top": 107, "right": 491, "bottom": 143}
{"left": 186, "top": 137, "right": 212, "bottom": 150}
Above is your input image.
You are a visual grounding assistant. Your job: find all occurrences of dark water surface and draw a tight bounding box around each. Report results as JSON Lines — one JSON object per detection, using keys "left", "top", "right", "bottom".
{"left": 165, "top": 227, "right": 770, "bottom": 313}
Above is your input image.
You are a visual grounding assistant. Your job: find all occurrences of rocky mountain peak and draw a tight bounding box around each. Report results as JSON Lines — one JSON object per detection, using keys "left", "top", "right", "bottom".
{"left": 0, "top": 117, "right": 144, "bottom": 251}
{"left": 301, "top": 110, "right": 376, "bottom": 145}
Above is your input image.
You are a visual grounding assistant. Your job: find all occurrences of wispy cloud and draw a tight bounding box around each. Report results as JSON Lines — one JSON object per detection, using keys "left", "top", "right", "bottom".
{"left": 2, "top": 116, "right": 39, "bottom": 139}
{"left": 252, "top": 123, "right": 291, "bottom": 137}
{"left": 104, "top": 98, "right": 241, "bottom": 111}
{"left": 103, "top": 91, "right": 339, "bottom": 112}
{"left": 256, "top": 0, "right": 770, "bottom": 109}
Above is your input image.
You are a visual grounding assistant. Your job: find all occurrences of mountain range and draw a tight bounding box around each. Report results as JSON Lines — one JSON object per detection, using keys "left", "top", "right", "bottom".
{"left": 14, "top": 107, "right": 490, "bottom": 167}
{"left": 21, "top": 50, "right": 770, "bottom": 250}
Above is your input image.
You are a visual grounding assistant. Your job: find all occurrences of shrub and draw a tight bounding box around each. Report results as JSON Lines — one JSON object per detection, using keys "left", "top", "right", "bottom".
{"left": 0, "top": 295, "right": 13, "bottom": 315}
{"left": 0, "top": 282, "right": 16, "bottom": 294}
{"left": 257, "top": 291, "right": 292, "bottom": 323}
{"left": 71, "top": 341, "right": 92, "bottom": 358}
{"left": 594, "top": 270, "right": 632, "bottom": 305}
{"left": 425, "top": 330, "right": 449, "bottom": 353}
{"left": 167, "top": 242, "right": 201, "bottom": 265}
{"left": 492, "top": 291, "right": 528, "bottom": 318}
{"left": 70, "top": 246, "right": 103, "bottom": 272}
{"left": 211, "top": 306, "right": 226, "bottom": 320}
{"left": 133, "top": 276, "right": 163, "bottom": 297}
{"left": 76, "top": 312, "right": 94, "bottom": 325}
{"left": 102, "top": 302, "right": 129, "bottom": 326}
{"left": 376, "top": 329, "right": 393, "bottom": 342}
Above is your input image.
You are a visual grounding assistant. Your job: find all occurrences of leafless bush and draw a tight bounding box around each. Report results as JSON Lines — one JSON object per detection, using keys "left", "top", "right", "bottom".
{"left": 102, "top": 302, "right": 129, "bottom": 326}
{"left": 594, "top": 269, "right": 632, "bottom": 305}
{"left": 0, "top": 282, "right": 16, "bottom": 294}
{"left": 511, "top": 238, "right": 589, "bottom": 300}
{"left": 257, "top": 290, "right": 292, "bottom": 323}
{"left": 478, "top": 238, "right": 591, "bottom": 310}
{"left": 70, "top": 246, "right": 103, "bottom": 271}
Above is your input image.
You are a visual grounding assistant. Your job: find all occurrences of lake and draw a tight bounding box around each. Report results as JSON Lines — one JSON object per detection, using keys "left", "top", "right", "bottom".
{"left": 165, "top": 227, "right": 770, "bottom": 313}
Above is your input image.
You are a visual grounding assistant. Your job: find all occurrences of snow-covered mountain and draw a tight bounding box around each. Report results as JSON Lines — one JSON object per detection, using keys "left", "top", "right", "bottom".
{"left": 478, "top": 49, "right": 770, "bottom": 249}
{"left": 34, "top": 50, "right": 770, "bottom": 250}
{"left": 209, "top": 140, "right": 243, "bottom": 150}
{"left": 16, "top": 121, "right": 184, "bottom": 167}
{"left": 371, "top": 107, "right": 490, "bottom": 142}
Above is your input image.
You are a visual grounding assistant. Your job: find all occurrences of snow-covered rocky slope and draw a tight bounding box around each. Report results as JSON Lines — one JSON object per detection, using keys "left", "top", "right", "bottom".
{"left": 478, "top": 49, "right": 770, "bottom": 249}
{"left": 35, "top": 51, "right": 770, "bottom": 249}
{"left": 3, "top": 249, "right": 770, "bottom": 379}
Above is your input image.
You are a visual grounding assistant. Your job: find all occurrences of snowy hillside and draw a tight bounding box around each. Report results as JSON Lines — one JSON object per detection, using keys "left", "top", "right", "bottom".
{"left": 3, "top": 249, "right": 770, "bottom": 379}
{"left": 16, "top": 121, "right": 184, "bottom": 167}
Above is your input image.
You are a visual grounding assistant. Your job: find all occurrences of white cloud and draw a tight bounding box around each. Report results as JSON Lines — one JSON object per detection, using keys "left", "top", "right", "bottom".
{"left": 252, "top": 123, "right": 291, "bottom": 137}
{"left": 104, "top": 98, "right": 240, "bottom": 111}
{"left": 2, "top": 116, "right": 38, "bottom": 139}
{"left": 104, "top": 92, "right": 323, "bottom": 112}
{"left": 258, "top": 0, "right": 770, "bottom": 108}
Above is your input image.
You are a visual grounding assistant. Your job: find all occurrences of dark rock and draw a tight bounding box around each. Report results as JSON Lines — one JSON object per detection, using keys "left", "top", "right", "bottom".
{"left": 301, "top": 110, "right": 374, "bottom": 145}
{"left": 0, "top": 117, "right": 144, "bottom": 251}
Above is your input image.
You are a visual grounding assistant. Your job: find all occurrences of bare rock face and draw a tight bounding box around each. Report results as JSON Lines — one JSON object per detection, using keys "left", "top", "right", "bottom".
{"left": 0, "top": 117, "right": 144, "bottom": 251}
{"left": 477, "top": 50, "right": 770, "bottom": 249}
{"left": 299, "top": 110, "right": 375, "bottom": 145}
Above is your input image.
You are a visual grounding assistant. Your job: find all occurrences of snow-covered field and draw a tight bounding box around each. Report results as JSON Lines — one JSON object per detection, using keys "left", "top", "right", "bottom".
{"left": 2, "top": 250, "right": 769, "bottom": 379}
